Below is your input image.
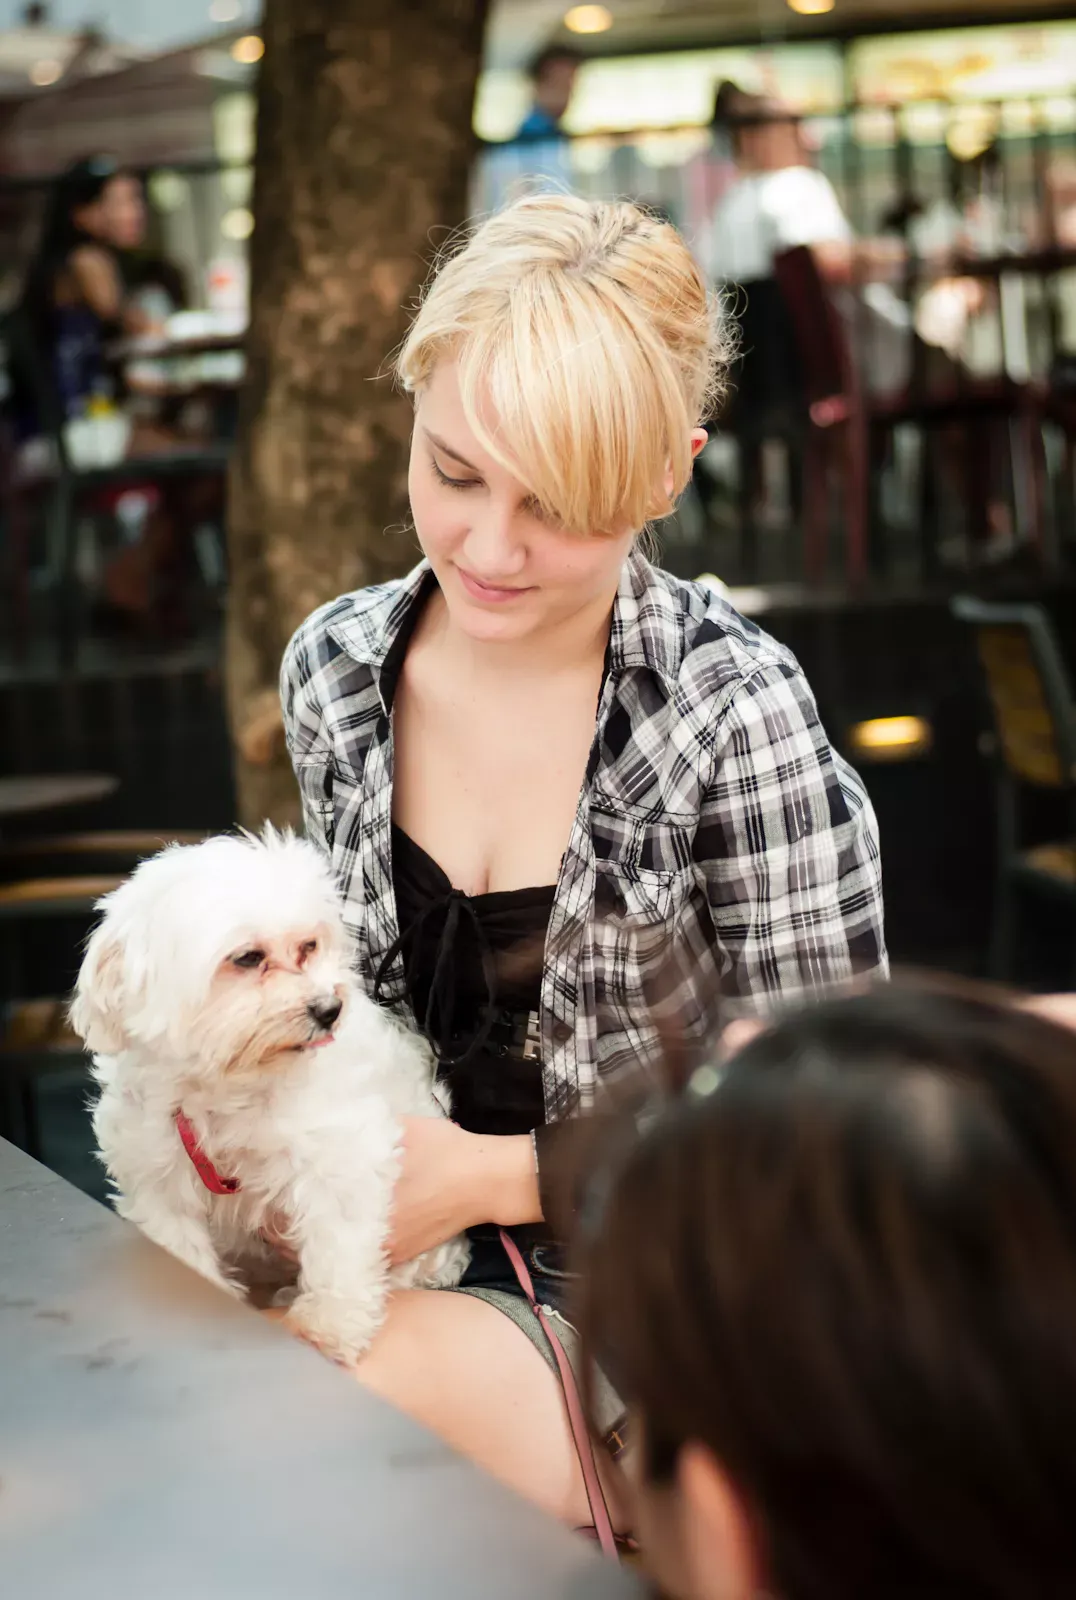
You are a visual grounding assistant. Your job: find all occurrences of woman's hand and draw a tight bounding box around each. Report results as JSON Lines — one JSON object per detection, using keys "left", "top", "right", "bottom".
{"left": 1025, "top": 993, "right": 1076, "bottom": 1032}
{"left": 386, "top": 1117, "right": 541, "bottom": 1267}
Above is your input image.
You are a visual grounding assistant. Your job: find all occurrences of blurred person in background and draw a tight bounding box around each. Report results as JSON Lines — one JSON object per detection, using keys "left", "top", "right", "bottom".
{"left": 15, "top": 155, "right": 158, "bottom": 432}
{"left": 704, "top": 86, "right": 1011, "bottom": 550}
{"left": 705, "top": 84, "right": 989, "bottom": 392}
{"left": 12, "top": 157, "right": 218, "bottom": 634}
{"left": 704, "top": 83, "right": 920, "bottom": 400}
{"left": 516, "top": 44, "right": 582, "bottom": 142}
{"left": 482, "top": 44, "right": 583, "bottom": 209}
{"left": 579, "top": 980, "right": 1076, "bottom": 1599}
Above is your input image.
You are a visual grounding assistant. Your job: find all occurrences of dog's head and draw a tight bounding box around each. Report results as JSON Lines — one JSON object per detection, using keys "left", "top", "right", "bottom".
{"left": 70, "top": 826, "right": 354, "bottom": 1082}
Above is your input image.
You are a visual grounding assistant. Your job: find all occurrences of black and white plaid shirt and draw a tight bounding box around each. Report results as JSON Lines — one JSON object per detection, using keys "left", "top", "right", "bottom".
{"left": 281, "top": 552, "right": 887, "bottom": 1121}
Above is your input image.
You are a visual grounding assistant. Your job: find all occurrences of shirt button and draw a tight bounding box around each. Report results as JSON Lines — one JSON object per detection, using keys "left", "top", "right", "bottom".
{"left": 552, "top": 1020, "right": 573, "bottom": 1044}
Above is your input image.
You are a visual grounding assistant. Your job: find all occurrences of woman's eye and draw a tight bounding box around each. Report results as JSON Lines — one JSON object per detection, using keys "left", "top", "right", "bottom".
{"left": 431, "top": 457, "right": 479, "bottom": 491}
{"left": 232, "top": 949, "right": 266, "bottom": 970}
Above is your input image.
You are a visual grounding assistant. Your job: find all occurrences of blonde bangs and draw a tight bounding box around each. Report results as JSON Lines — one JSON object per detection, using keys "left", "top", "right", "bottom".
{"left": 396, "top": 194, "right": 728, "bottom": 538}
{"left": 457, "top": 276, "right": 691, "bottom": 536}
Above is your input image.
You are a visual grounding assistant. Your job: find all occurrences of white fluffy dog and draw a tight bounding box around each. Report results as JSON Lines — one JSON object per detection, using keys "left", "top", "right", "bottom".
{"left": 70, "top": 826, "right": 469, "bottom": 1362}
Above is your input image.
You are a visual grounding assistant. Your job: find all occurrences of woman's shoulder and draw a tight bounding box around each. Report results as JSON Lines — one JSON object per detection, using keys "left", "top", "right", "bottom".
{"left": 627, "top": 558, "right": 801, "bottom": 704}
{"left": 281, "top": 567, "right": 424, "bottom": 745}
{"left": 65, "top": 242, "right": 122, "bottom": 297}
{"left": 284, "top": 565, "right": 424, "bottom": 680}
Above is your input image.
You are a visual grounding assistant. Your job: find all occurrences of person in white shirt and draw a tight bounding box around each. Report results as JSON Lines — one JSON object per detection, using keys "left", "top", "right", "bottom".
{"left": 705, "top": 87, "right": 1013, "bottom": 556}
{"left": 705, "top": 84, "right": 914, "bottom": 398}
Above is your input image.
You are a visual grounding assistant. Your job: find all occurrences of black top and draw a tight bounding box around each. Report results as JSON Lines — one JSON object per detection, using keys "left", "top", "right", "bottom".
{"left": 386, "top": 825, "right": 555, "bottom": 1139}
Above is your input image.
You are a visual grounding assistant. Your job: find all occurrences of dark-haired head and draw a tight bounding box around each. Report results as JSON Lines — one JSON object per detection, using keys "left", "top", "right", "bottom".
{"left": 526, "top": 43, "right": 582, "bottom": 123}
{"left": 710, "top": 79, "right": 749, "bottom": 129}
{"left": 710, "top": 83, "right": 803, "bottom": 171}
{"left": 21, "top": 155, "right": 144, "bottom": 323}
{"left": 578, "top": 982, "right": 1076, "bottom": 1600}
{"left": 527, "top": 43, "right": 585, "bottom": 84}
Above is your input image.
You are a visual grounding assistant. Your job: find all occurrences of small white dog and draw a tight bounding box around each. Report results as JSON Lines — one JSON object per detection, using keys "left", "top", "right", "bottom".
{"left": 70, "top": 826, "right": 469, "bottom": 1362}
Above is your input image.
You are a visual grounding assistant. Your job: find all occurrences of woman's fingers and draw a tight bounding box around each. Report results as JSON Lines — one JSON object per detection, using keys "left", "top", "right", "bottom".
{"left": 720, "top": 1018, "right": 766, "bottom": 1058}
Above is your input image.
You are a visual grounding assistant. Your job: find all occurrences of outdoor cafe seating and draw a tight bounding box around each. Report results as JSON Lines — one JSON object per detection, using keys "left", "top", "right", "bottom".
{"left": 1, "top": 303, "right": 238, "bottom": 663}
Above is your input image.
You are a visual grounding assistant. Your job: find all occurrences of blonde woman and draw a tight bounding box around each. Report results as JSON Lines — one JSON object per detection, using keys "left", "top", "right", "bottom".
{"left": 280, "top": 194, "right": 887, "bottom": 1528}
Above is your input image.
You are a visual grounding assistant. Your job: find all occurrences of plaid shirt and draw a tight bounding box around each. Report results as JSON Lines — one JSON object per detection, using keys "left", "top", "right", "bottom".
{"left": 281, "top": 552, "right": 886, "bottom": 1121}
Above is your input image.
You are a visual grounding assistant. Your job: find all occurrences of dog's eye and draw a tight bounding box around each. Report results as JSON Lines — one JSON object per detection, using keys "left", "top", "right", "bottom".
{"left": 298, "top": 939, "right": 318, "bottom": 962}
{"left": 232, "top": 949, "right": 266, "bottom": 970}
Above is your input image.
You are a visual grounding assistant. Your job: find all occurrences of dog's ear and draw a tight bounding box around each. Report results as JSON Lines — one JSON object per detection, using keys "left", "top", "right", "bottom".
{"left": 69, "top": 923, "right": 131, "bottom": 1055}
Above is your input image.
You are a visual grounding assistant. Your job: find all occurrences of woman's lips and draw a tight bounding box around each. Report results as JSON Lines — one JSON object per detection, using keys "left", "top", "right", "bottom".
{"left": 457, "top": 567, "right": 532, "bottom": 604}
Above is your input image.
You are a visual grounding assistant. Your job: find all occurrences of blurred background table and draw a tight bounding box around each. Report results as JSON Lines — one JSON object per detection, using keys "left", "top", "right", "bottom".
{"left": 0, "top": 1138, "right": 636, "bottom": 1600}
{"left": 0, "top": 773, "right": 118, "bottom": 824}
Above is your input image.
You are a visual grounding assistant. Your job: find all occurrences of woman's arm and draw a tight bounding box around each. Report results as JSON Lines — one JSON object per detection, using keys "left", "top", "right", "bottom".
{"left": 696, "top": 662, "right": 887, "bottom": 1013}
{"left": 280, "top": 628, "right": 336, "bottom": 858}
{"left": 68, "top": 245, "right": 156, "bottom": 335}
{"left": 386, "top": 1120, "right": 541, "bottom": 1265}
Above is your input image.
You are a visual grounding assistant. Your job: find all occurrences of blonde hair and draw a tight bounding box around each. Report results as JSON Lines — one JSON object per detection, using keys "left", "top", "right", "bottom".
{"left": 395, "top": 194, "right": 727, "bottom": 537}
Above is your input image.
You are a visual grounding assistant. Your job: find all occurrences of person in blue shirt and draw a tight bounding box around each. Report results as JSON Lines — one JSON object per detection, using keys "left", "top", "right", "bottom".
{"left": 480, "top": 45, "right": 583, "bottom": 210}
{"left": 515, "top": 44, "right": 582, "bottom": 142}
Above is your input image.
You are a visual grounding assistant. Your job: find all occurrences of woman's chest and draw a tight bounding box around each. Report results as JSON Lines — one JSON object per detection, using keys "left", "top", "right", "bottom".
{"left": 316, "top": 665, "right": 712, "bottom": 931}
{"left": 391, "top": 675, "right": 602, "bottom": 897}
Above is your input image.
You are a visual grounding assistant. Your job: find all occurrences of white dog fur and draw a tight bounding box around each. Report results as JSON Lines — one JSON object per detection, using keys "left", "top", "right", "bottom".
{"left": 70, "top": 826, "right": 469, "bottom": 1363}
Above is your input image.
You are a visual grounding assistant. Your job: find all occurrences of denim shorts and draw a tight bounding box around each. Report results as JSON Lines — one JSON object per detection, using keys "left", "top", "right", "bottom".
{"left": 451, "top": 1225, "right": 628, "bottom": 1460}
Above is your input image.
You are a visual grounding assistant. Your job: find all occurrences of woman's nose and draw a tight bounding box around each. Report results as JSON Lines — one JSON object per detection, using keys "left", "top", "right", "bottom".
{"left": 462, "top": 505, "right": 527, "bottom": 577}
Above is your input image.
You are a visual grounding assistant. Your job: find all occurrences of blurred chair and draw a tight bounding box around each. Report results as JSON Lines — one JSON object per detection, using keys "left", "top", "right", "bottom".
{"left": 0, "top": 873, "right": 123, "bottom": 1157}
{"left": 951, "top": 595, "right": 1076, "bottom": 981}
{"left": 0, "top": 995, "right": 88, "bottom": 1161}
{"left": 0, "top": 830, "right": 207, "bottom": 1158}
{"left": 774, "top": 246, "right": 1044, "bottom": 585}
{"left": 717, "top": 278, "right": 806, "bottom": 581}
{"left": 1043, "top": 381, "right": 1076, "bottom": 561}
{"left": 0, "top": 828, "right": 207, "bottom": 881}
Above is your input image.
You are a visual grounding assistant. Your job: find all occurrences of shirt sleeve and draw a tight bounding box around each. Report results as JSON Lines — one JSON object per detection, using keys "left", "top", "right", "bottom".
{"left": 695, "top": 661, "right": 888, "bottom": 1014}
{"left": 280, "top": 624, "right": 335, "bottom": 860}
{"left": 768, "top": 169, "right": 853, "bottom": 252}
{"left": 532, "top": 1120, "right": 573, "bottom": 1229}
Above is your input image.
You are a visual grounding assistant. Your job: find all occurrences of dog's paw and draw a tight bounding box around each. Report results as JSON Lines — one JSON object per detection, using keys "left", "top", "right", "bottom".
{"left": 413, "top": 1234, "right": 471, "bottom": 1291}
{"left": 282, "top": 1292, "right": 380, "bottom": 1366}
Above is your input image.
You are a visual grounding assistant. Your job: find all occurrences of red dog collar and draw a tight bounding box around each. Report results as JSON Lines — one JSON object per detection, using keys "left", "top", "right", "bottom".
{"left": 175, "top": 1110, "right": 240, "bottom": 1195}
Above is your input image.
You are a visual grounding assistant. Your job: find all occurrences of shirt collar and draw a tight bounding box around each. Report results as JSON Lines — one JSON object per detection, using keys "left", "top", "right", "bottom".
{"left": 326, "top": 559, "right": 436, "bottom": 716}
{"left": 326, "top": 547, "right": 679, "bottom": 711}
{"left": 607, "top": 548, "right": 680, "bottom": 686}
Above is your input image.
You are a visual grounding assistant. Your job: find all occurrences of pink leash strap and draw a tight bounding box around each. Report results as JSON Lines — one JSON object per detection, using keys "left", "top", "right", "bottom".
{"left": 499, "top": 1228, "right": 618, "bottom": 1560}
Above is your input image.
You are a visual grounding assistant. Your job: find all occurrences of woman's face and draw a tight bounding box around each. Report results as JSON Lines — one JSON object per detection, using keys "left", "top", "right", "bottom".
{"left": 408, "top": 361, "right": 636, "bottom": 648}
{"left": 75, "top": 174, "right": 146, "bottom": 251}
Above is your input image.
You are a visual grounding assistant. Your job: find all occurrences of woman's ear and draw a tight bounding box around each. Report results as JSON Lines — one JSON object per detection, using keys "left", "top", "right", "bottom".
{"left": 677, "top": 1442, "right": 766, "bottom": 1600}
{"left": 662, "top": 430, "right": 710, "bottom": 503}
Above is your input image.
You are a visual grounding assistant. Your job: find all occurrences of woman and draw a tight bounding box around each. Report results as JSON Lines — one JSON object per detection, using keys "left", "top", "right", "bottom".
{"left": 280, "top": 193, "right": 887, "bottom": 1525}
{"left": 15, "top": 157, "right": 215, "bottom": 630}
{"left": 578, "top": 981, "right": 1076, "bottom": 1597}
{"left": 18, "top": 155, "right": 156, "bottom": 428}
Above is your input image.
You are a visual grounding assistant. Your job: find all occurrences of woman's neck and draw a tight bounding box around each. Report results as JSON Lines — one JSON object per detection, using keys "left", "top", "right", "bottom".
{"left": 423, "top": 582, "right": 615, "bottom": 683}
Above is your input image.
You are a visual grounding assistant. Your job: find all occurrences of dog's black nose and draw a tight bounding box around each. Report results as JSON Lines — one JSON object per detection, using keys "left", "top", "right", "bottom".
{"left": 309, "top": 996, "right": 343, "bottom": 1030}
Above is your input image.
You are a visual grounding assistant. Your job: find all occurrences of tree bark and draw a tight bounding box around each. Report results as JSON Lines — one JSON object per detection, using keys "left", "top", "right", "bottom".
{"left": 226, "top": 0, "right": 489, "bottom": 827}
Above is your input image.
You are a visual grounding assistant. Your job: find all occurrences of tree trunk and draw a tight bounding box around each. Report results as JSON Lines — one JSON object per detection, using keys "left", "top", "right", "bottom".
{"left": 226, "top": 0, "right": 489, "bottom": 827}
